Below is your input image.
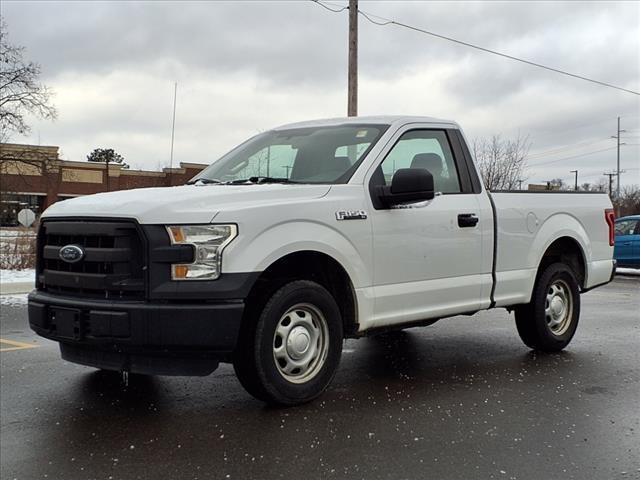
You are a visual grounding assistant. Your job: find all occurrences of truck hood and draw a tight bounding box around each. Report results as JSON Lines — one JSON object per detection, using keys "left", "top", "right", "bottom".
{"left": 43, "top": 184, "right": 332, "bottom": 224}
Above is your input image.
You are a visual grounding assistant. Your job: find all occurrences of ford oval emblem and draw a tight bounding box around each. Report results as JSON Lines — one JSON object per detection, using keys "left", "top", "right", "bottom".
{"left": 59, "top": 244, "right": 85, "bottom": 263}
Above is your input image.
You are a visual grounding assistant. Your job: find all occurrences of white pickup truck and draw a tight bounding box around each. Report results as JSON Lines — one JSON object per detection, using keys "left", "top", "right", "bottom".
{"left": 29, "top": 116, "right": 616, "bottom": 405}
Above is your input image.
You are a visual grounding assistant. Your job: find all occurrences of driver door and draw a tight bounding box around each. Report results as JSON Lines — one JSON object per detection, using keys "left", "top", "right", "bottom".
{"left": 367, "top": 127, "right": 486, "bottom": 328}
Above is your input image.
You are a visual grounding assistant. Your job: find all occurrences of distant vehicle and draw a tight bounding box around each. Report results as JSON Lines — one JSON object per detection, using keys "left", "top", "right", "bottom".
{"left": 614, "top": 215, "right": 640, "bottom": 268}
{"left": 28, "top": 116, "right": 616, "bottom": 405}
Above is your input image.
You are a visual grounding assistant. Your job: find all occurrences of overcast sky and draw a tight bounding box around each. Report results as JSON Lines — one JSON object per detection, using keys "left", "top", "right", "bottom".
{"left": 3, "top": 0, "right": 640, "bottom": 187}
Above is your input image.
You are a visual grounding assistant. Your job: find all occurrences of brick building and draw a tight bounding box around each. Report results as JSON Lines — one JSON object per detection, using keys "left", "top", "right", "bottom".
{"left": 0, "top": 143, "right": 207, "bottom": 226}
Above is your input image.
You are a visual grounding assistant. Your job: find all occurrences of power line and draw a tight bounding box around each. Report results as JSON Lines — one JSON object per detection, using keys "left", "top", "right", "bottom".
{"left": 311, "top": 0, "right": 640, "bottom": 96}
{"left": 357, "top": 9, "right": 393, "bottom": 26}
{"left": 527, "top": 114, "right": 640, "bottom": 142}
{"left": 528, "top": 146, "right": 617, "bottom": 167}
{"left": 311, "top": 0, "right": 347, "bottom": 13}
{"left": 580, "top": 172, "right": 610, "bottom": 180}
{"left": 527, "top": 138, "right": 610, "bottom": 158}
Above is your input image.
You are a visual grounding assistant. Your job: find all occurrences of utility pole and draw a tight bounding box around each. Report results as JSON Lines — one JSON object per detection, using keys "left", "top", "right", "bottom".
{"left": 348, "top": 0, "right": 358, "bottom": 117}
{"left": 517, "top": 179, "right": 524, "bottom": 190}
{"left": 603, "top": 172, "right": 617, "bottom": 197}
{"left": 570, "top": 170, "right": 578, "bottom": 191}
{"left": 610, "top": 116, "right": 626, "bottom": 198}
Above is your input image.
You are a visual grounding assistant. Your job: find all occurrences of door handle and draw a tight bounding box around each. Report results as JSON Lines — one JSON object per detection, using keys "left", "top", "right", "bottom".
{"left": 458, "top": 213, "right": 479, "bottom": 228}
{"left": 622, "top": 242, "right": 632, "bottom": 245}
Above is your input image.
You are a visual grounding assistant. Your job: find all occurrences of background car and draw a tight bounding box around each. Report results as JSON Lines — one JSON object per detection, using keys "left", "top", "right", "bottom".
{"left": 614, "top": 214, "right": 640, "bottom": 268}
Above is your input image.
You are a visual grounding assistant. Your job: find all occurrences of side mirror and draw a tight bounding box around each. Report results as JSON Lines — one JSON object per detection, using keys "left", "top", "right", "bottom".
{"left": 377, "top": 168, "right": 435, "bottom": 208}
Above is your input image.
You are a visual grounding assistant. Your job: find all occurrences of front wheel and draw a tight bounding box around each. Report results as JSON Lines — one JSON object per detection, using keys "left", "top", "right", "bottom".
{"left": 515, "top": 262, "right": 581, "bottom": 351}
{"left": 233, "top": 280, "right": 343, "bottom": 406}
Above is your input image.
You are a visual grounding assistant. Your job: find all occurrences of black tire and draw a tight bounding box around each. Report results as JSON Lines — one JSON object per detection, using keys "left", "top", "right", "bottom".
{"left": 515, "top": 262, "right": 581, "bottom": 351}
{"left": 233, "top": 280, "right": 343, "bottom": 406}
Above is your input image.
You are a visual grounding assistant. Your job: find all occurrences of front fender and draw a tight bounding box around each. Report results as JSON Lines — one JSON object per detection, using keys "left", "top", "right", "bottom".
{"left": 222, "top": 220, "right": 371, "bottom": 289}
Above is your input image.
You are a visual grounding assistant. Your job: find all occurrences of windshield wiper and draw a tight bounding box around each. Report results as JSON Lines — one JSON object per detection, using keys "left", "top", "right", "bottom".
{"left": 229, "top": 176, "right": 299, "bottom": 184}
{"left": 186, "top": 178, "right": 223, "bottom": 185}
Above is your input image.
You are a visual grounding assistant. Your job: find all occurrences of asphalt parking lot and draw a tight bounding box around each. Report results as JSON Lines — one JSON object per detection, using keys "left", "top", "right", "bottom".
{"left": 1, "top": 277, "right": 639, "bottom": 480}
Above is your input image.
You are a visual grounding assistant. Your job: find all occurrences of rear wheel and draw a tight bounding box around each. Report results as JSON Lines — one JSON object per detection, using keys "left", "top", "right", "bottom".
{"left": 515, "top": 262, "right": 581, "bottom": 351}
{"left": 233, "top": 280, "right": 343, "bottom": 406}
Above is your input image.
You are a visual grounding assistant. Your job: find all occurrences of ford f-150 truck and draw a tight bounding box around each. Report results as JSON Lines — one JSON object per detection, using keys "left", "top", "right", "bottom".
{"left": 28, "top": 116, "right": 616, "bottom": 405}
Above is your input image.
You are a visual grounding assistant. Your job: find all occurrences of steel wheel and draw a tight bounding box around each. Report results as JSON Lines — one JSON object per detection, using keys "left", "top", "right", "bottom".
{"left": 515, "top": 263, "right": 581, "bottom": 351}
{"left": 234, "top": 280, "right": 343, "bottom": 405}
{"left": 544, "top": 279, "right": 573, "bottom": 335}
{"left": 273, "top": 303, "right": 329, "bottom": 384}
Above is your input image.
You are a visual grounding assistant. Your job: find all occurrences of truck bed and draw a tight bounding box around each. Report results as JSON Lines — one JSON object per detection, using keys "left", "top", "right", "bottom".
{"left": 489, "top": 191, "right": 613, "bottom": 307}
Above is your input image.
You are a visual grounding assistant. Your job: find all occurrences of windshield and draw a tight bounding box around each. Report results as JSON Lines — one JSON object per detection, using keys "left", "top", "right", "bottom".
{"left": 191, "top": 124, "right": 388, "bottom": 184}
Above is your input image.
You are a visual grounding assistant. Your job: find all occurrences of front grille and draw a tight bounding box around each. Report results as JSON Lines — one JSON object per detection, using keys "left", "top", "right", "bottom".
{"left": 38, "top": 220, "right": 146, "bottom": 300}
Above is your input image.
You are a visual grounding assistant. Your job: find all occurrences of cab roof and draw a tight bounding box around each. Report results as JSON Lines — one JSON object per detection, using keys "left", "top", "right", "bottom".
{"left": 617, "top": 215, "right": 640, "bottom": 221}
{"left": 274, "top": 115, "right": 460, "bottom": 131}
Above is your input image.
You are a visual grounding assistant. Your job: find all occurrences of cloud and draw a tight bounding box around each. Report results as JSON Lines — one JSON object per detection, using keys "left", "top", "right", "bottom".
{"left": 2, "top": 0, "right": 639, "bottom": 185}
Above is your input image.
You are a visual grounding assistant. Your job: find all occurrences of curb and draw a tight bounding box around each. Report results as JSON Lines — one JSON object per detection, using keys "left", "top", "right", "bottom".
{"left": 0, "top": 282, "right": 35, "bottom": 295}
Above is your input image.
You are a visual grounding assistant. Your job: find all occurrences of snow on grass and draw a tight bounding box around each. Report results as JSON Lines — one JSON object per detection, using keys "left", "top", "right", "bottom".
{"left": 0, "top": 294, "right": 29, "bottom": 307}
{"left": 0, "top": 228, "right": 36, "bottom": 237}
{"left": 0, "top": 228, "right": 36, "bottom": 269}
{"left": 0, "top": 269, "right": 35, "bottom": 283}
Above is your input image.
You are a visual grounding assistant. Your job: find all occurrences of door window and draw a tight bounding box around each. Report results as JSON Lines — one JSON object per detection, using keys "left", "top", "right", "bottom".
{"left": 378, "top": 130, "right": 461, "bottom": 193}
{"left": 615, "top": 220, "right": 638, "bottom": 236}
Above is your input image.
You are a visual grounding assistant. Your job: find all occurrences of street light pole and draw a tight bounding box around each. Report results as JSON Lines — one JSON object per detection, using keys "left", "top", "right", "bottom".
{"left": 603, "top": 172, "right": 617, "bottom": 197}
{"left": 570, "top": 170, "right": 578, "bottom": 191}
{"left": 348, "top": 0, "right": 358, "bottom": 117}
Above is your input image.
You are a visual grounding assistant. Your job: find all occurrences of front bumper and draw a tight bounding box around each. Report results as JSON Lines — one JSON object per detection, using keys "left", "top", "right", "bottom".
{"left": 28, "top": 291, "right": 245, "bottom": 375}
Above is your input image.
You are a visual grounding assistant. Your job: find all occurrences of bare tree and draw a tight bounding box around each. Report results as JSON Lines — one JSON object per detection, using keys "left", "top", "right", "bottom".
{"left": 0, "top": 143, "right": 58, "bottom": 194}
{"left": 0, "top": 20, "right": 57, "bottom": 142}
{"left": 613, "top": 185, "right": 640, "bottom": 217}
{"left": 473, "top": 134, "right": 530, "bottom": 191}
{"left": 579, "top": 179, "right": 607, "bottom": 192}
{"left": 547, "top": 178, "right": 567, "bottom": 190}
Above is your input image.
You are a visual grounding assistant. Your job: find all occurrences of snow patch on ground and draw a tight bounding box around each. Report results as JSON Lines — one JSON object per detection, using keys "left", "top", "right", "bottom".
{"left": 0, "top": 293, "right": 29, "bottom": 307}
{"left": 0, "top": 269, "right": 36, "bottom": 283}
{"left": 616, "top": 267, "right": 639, "bottom": 276}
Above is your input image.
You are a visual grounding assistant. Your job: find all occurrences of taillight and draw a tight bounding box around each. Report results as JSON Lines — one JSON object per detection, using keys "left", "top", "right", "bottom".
{"left": 605, "top": 208, "right": 615, "bottom": 246}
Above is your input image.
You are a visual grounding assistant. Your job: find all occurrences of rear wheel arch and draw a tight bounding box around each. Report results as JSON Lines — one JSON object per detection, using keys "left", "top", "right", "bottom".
{"left": 536, "top": 236, "right": 587, "bottom": 289}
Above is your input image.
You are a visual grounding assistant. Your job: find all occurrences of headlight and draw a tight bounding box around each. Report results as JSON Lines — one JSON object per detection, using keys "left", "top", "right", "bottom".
{"left": 166, "top": 224, "right": 237, "bottom": 280}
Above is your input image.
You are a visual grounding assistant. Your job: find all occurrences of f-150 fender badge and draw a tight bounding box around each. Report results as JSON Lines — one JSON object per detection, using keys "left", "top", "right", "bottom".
{"left": 335, "top": 210, "right": 368, "bottom": 221}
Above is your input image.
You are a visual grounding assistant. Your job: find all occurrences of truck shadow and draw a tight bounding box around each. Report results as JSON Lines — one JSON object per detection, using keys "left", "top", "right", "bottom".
{"left": 352, "top": 329, "right": 574, "bottom": 383}
{"left": 72, "top": 329, "right": 576, "bottom": 410}
{"left": 77, "top": 370, "right": 165, "bottom": 414}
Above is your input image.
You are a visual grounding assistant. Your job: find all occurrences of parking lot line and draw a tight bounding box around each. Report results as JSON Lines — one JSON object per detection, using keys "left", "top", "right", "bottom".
{"left": 0, "top": 338, "right": 39, "bottom": 352}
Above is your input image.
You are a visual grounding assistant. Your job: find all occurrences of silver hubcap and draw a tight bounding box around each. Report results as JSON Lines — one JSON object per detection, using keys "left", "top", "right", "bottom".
{"left": 273, "top": 303, "right": 329, "bottom": 384}
{"left": 545, "top": 279, "right": 573, "bottom": 335}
